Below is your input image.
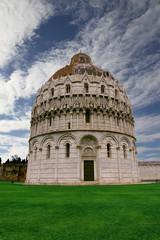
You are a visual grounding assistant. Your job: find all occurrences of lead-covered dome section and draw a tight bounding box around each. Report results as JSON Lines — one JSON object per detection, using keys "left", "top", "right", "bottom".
{"left": 49, "top": 53, "right": 111, "bottom": 80}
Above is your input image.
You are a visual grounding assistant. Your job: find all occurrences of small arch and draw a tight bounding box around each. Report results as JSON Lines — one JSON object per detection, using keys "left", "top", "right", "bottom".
{"left": 80, "top": 134, "right": 98, "bottom": 146}
{"left": 58, "top": 133, "right": 77, "bottom": 146}
{"left": 40, "top": 136, "right": 54, "bottom": 149}
{"left": 66, "top": 84, "right": 70, "bottom": 93}
{"left": 101, "top": 85, "right": 105, "bottom": 94}
{"left": 120, "top": 136, "right": 131, "bottom": 149}
{"left": 82, "top": 146, "right": 95, "bottom": 156}
{"left": 132, "top": 140, "right": 136, "bottom": 149}
{"left": 86, "top": 109, "right": 90, "bottom": 123}
{"left": 84, "top": 83, "right": 89, "bottom": 93}
{"left": 101, "top": 134, "right": 119, "bottom": 147}
{"left": 31, "top": 139, "right": 39, "bottom": 150}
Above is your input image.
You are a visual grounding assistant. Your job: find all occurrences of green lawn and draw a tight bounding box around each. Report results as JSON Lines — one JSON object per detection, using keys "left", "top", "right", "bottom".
{"left": 0, "top": 182, "right": 160, "bottom": 240}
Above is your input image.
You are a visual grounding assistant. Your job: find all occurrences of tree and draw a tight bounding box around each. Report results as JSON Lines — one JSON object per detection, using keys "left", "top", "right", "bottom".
{"left": 11, "top": 155, "right": 22, "bottom": 163}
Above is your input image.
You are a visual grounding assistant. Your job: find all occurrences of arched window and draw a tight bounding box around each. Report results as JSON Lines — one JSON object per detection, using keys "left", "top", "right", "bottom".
{"left": 34, "top": 147, "right": 37, "bottom": 161}
{"left": 107, "top": 143, "right": 111, "bottom": 158}
{"left": 68, "top": 122, "right": 71, "bottom": 129}
{"left": 101, "top": 85, "right": 105, "bottom": 94}
{"left": 115, "top": 89, "right": 118, "bottom": 98}
{"left": 49, "top": 117, "right": 52, "bottom": 126}
{"left": 47, "top": 145, "right": 51, "bottom": 159}
{"left": 66, "top": 84, "right": 70, "bottom": 93}
{"left": 123, "top": 145, "right": 127, "bottom": 159}
{"left": 84, "top": 83, "right": 89, "bottom": 93}
{"left": 66, "top": 143, "right": 70, "bottom": 157}
{"left": 51, "top": 88, "right": 54, "bottom": 96}
{"left": 86, "top": 109, "right": 90, "bottom": 123}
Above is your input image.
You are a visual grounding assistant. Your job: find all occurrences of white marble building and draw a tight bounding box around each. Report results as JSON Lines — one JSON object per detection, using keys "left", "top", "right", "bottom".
{"left": 25, "top": 53, "right": 139, "bottom": 184}
{"left": 138, "top": 161, "right": 160, "bottom": 180}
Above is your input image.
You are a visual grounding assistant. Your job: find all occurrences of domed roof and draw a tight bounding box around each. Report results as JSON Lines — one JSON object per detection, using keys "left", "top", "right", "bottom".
{"left": 48, "top": 52, "right": 110, "bottom": 81}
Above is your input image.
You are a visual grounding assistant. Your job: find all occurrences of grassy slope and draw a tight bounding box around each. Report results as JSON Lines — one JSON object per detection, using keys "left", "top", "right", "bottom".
{"left": 0, "top": 182, "right": 160, "bottom": 240}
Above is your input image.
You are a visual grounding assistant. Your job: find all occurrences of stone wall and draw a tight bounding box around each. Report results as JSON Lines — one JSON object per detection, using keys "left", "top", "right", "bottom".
{"left": 0, "top": 163, "right": 27, "bottom": 182}
{"left": 1, "top": 161, "right": 160, "bottom": 183}
{"left": 138, "top": 161, "right": 160, "bottom": 180}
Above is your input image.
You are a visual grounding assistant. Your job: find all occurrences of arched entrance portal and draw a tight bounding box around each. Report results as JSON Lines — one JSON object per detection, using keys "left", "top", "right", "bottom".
{"left": 80, "top": 135, "right": 97, "bottom": 182}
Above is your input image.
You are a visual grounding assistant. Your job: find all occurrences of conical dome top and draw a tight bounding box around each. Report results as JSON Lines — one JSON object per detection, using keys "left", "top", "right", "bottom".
{"left": 49, "top": 52, "right": 109, "bottom": 81}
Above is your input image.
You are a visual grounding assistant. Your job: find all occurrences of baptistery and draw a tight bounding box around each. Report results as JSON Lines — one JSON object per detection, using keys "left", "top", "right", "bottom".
{"left": 26, "top": 52, "right": 139, "bottom": 184}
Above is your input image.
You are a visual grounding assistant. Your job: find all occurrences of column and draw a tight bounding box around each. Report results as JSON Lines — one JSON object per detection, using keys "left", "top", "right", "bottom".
{"left": 26, "top": 152, "right": 32, "bottom": 183}
{"left": 38, "top": 148, "right": 42, "bottom": 183}
{"left": 135, "top": 150, "right": 139, "bottom": 180}
{"left": 42, "top": 117, "right": 45, "bottom": 133}
{"left": 129, "top": 148, "right": 134, "bottom": 181}
{"left": 63, "top": 112, "right": 66, "bottom": 130}
{"left": 76, "top": 110, "right": 79, "bottom": 129}
{"left": 39, "top": 119, "right": 42, "bottom": 134}
{"left": 96, "top": 146, "right": 101, "bottom": 181}
{"left": 97, "top": 111, "right": 100, "bottom": 129}
{"left": 91, "top": 110, "right": 93, "bottom": 129}
{"left": 132, "top": 123, "right": 135, "bottom": 136}
{"left": 70, "top": 111, "right": 73, "bottom": 128}
{"left": 122, "top": 118, "right": 125, "bottom": 133}
{"left": 55, "top": 146, "right": 59, "bottom": 183}
{"left": 104, "top": 113, "right": 107, "bottom": 130}
{"left": 34, "top": 122, "right": 37, "bottom": 136}
{"left": 76, "top": 145, "right": 81, "bottom": 182}
{"left": 56, "top": 114, "right": 59, "bottom": 130}
{"left": 36, "top": 120, "right": 39, "bottom": 134}
{"left": 46, "top": 116, "right": 49, "bottom": 132}
{"left": 126, "top": 119, "right": 129, "bottom": 133}
{"left": 115, "top": 116, "right": 118, "bottom": 131}
{"left": 110, "top": 115, "right": 112, "bottom": 131}
{"left": 116, "top": 147, "right": 122, "bottom": 182}
{"left": 83, "top": 109, "right": 86, "bottom": 128}
{"left": 124, "top": 118, "right": 127, "bottom": 133}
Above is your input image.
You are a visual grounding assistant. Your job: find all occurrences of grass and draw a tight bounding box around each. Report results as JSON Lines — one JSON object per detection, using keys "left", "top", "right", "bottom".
{"left": 0, "top": 182, "right": 160, "bottom": 240}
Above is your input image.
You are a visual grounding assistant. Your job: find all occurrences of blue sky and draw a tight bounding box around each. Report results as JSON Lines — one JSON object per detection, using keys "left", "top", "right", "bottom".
{"left": 0, "top": 0, "right": 160, "bottom": 162}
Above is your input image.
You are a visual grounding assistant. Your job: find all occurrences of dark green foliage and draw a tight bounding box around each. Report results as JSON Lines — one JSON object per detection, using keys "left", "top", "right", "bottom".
{"left": 4, "top": 155, "right": 28, "bottom": 164}
{"left": 0, "top": 182, "right": 160, "bottom": 240}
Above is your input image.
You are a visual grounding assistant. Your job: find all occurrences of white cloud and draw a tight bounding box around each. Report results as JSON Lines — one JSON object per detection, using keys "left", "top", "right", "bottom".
{"left": 72, "top": 0, "right": 160, "bottom": 109}
{"left": 0, "top": 119, "right": 30, "bottom": 133}
{"left": 1, "top": 0, "right": 160, "bottom": 116}
{"left": 0, "top": 0, "right": 160, "bottom": 163}
{"left": 0, "top": 0, "right": 53, "bottom": 68}
{"left": 0, "top": 46, "right": 78, "bottom": 115}
{"left": 136, "top": 132, "right": 160, "bottom": 143}
{"left": 137, "top": 146, "right": 160, "bottom": 154}
{"left": 0, "top": 134, "right": 28, "bottom": 162}
{"left": 135, "top": 115, "right": 160, "bottom": 134}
